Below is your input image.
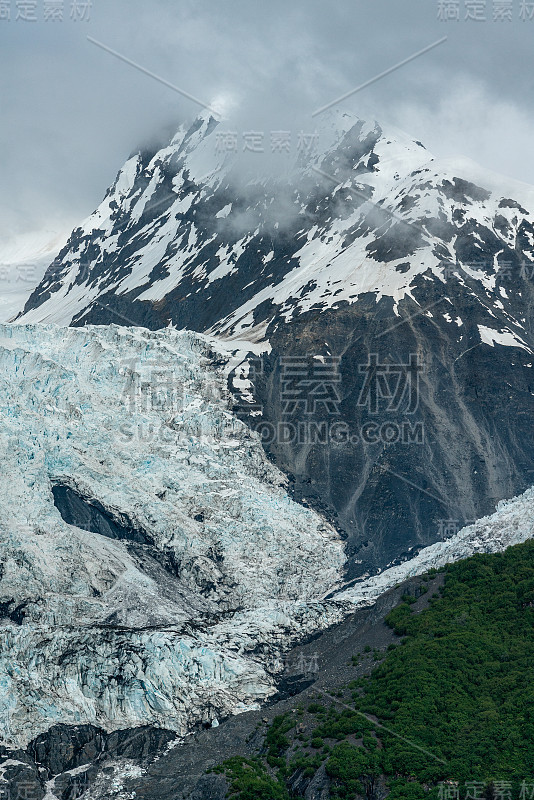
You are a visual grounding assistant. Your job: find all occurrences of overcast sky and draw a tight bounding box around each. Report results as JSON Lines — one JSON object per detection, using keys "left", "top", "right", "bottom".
{"left": 2, "top": 0, "right": 534, "bottom": 245}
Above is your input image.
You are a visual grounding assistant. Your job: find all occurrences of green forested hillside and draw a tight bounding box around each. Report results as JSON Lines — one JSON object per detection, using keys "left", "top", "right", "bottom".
{"left": 214, "top": 540, "right": 534, "bottom": 799}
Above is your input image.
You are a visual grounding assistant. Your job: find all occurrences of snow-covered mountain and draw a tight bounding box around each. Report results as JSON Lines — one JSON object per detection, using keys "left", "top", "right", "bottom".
{"left": 15, "top": 110, "right": 534, "bottom": 578}
{"left": 4, "top": 108, "right": 534, "bottom": 799}
{"left": 17, "top": 110, "right": 534, "bottom": 334}
{"left": 1, "top": 321, "right": 534, "bottom": 754}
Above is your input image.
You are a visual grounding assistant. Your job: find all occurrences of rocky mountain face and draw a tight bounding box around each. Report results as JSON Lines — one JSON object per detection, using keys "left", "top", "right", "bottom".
{"left": 17, "top": 110, "right": 534, "bottom": 579}
{"left": 2, "top": 318, "right": 534, "bottom": 797}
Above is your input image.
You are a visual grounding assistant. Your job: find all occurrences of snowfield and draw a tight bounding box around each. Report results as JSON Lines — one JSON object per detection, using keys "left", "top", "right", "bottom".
{"left": 16, "top": 109, "right": 534, "bottom": 360}
{"left": 0, "top": 321, "right": 533, "bottom": 747}
{"left": 0, "top": 230, "right": 67, "bottom": 324}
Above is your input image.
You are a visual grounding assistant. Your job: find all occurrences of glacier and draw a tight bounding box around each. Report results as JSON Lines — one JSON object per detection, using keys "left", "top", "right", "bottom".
{"left": 0, "top": 321, "right": 533, "bottom": 748}
{"left": 0, "top": 322, "right": 346, "bottom": 747}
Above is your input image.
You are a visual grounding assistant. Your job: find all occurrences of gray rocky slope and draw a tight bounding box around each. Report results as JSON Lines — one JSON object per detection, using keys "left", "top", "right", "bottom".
{"left": 16, "top": 109, "right": 534, "bottom": 577}
{"left": 0, "top": 322, "right": 533, "bottom": 772}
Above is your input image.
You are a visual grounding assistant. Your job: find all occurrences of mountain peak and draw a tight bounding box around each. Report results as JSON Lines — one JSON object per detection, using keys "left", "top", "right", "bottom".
{"left": 15, "top": 107, "right": 533, "bottom": 350}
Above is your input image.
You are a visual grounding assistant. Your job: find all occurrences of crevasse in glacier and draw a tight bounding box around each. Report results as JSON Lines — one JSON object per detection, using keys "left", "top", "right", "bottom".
{"left": 0, "top": 322, "right": 346, "bottom": 746}
{"left": 1, "top": 321, "right": 534, "bottom": 748}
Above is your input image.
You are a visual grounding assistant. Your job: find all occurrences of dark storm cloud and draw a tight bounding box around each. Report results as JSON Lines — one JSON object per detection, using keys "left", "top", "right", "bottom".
{"left": 1, "top": 0, "right": 534, "bottom": 242}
